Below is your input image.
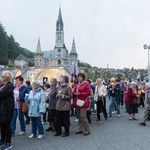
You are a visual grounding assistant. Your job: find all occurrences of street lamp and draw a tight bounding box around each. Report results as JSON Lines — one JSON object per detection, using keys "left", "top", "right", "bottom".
{"left": 143, "top": 44, "right": 150, "bottom": 82}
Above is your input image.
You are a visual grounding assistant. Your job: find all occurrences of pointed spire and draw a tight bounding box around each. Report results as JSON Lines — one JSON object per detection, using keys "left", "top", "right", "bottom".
{"left": 70, "top": 37, "right": 77, "bottom": 54}
{"left": 36, "top": 37, "right": 42, "bottom": 53}
{"left": 56, "top": 6, "right": 63, "bottom": 30}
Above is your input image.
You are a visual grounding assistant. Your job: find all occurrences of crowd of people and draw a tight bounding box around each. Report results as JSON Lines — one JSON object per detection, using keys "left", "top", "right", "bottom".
{"left": 0, "top": 70, "right": 149, "bottom": 150}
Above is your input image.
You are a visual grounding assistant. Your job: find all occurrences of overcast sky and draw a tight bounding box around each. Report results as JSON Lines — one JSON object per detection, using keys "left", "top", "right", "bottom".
{"left": 1, "top": 0, "right": 150, "bottom": 69}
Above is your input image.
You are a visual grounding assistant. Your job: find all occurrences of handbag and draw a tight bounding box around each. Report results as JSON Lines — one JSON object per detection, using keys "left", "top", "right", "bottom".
{"left": 76, "top": 99, "right": 85, "bottom": 107}
{"left": 21, "top": 102, "right": 28, "bottom": 113}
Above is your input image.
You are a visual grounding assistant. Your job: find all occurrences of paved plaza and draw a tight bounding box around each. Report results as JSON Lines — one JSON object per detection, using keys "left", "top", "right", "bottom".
{"left": 11, "top": 106, "right": 149, "bottom": 150}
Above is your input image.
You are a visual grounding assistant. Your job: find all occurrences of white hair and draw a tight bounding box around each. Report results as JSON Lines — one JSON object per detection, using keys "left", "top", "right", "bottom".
{"left": 33, "top": 80, "right": 41, "bottom": 86}
{"left": 96, "top": 78, "right": 102, "bottom": 82}
{"left": 131, "top": 81, "right": 136, "bottom": 85}
{"left": 110, "top": 78, "right": 115, "bottom": 82}
{"left": 146, "top": 82, "right": 150, "bottom": 88}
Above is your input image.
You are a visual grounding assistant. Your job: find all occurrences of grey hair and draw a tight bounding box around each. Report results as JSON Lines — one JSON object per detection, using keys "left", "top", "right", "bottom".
{"left": 33, "top": 80, "right": 41, "bottom": 85}
{"left": 110, "top": 77, "right": 115, "bottom": 82}
{"left": 50, "top": 78, "right": 57, "bottom": 83}
{"left": 96, "top": 78, "right": 102, "bottom": 82}
{"left": 146, "top": 82, "right": 150, "bottom": 88}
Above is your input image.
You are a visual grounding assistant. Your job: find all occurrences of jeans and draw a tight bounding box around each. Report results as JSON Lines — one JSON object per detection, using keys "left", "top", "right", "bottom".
{"left": 11, "top": 108, "right": 26, "bottom": 134}
{"left": 31, "top": 117, "right": 44, "bottom": 135}
{"left": 109, "top": 96, "right": 120, "bottom": 116}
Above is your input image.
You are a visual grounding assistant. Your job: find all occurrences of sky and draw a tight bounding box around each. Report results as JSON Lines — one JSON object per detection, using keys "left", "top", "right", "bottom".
{"left": 0, "top": 0, "right": 150, "bottom": 69}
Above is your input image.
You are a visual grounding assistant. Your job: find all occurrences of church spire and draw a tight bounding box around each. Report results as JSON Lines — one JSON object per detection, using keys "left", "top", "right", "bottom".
{"left": 36, "top": 37, "right": 42, "bottom": 53}
{"left": 56, "top": 6, "right": 63, "bottom": 30}
{"left": 70, "top": 37, "right": 77, "bottom": 54}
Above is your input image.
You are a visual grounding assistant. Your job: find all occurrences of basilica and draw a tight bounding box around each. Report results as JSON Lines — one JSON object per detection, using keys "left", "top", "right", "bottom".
{"left": 14, "top": 7, "right": 78, "bottom": 83}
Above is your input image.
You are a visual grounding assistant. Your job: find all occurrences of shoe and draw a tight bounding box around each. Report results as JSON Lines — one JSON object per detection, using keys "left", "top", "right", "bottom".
{"left": 129, "top": 118, "right": 132, "bottom": 120}
{"left": 108, "top": 115, "right": 112, "bottom": 117}
{"left": 37, "top": 135, "right": 45, "bottom": 139}
{"left": 42, "top": 122, "right": 46, "bottom": 124}
{"left": 75, "top": 119, "right": 78, "bottom": 121}
{"left": 75, "top": 131, "right": 83, "bottom": 134}
{"left": 133, "top": 118, "right": 137, "bottom": 120}
{"left": 54, "top": 133, "right": 61, "bottom": 136}
{"left": 96, "top": 119, "right": 100, "bottom": 121}
{"left": 26, "top": 121, "right": 30, "bottom": 125}
{"left": 28, "top": 134, "right": 36, "bottom": 139}
{"left": 1, "top": 143, "right": 12, "bottom": 150}
{"left": 45, "top": 127, "right": 53, "bottom": 131}
{"left": 18, "top": 131, "right": 25, "bottom": 135}
{"left": 62, "top": 133, "right": 69, "bottom": 137}
{"left": 83, "top": 131, "right": 90, "bottom": 136}
{"left": 117, "top": 115, "right": 120, "bottom": 117}
{"left": 139, "top": 122, "right": 146, "bottom": 126}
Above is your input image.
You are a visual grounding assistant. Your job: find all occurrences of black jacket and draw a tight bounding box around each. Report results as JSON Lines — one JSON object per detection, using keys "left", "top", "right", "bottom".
{"left": 0, "top": 82, "right": 14, "bottom": 123}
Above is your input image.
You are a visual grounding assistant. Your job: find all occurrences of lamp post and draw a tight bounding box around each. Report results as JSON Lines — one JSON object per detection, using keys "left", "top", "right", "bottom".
{"left": 143, "top": 44, "right": 150, "bottom": 82}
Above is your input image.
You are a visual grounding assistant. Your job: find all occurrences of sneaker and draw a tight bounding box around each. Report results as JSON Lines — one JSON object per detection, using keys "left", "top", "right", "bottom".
{"left": 75, "top": 119, "right": 78, "bottom": 121}
{"left": 83, "top": 131, "right": 90, "bottom": 136}
{"left": 1, "top": 143, "right": 12, "bottom": 150}
{"left": 37, "top": 135, "right": 45, "bottom": 139}
{"left": 28, "top": 134, "right": 36, "bottom": 139}
{"left": 139, "top": 122, "right": 146, "bottom": 126}
{"left": 42, "top": 122, "right": 46, "bottom": 124}
{"left": 112, "top": 111, "right": 117, "bottom": 114}
{"left": 117, "top": 115, "right": 120, "bottom": 117}
{"left": 18, "top": 131, "right": 25, "bottom": 135}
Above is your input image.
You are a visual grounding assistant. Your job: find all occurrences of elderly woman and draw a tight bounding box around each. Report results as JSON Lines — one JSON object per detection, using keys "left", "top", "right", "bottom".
{"left": 139, "top": 82, "right": 150, "bottom": 126}
{"left": 45, "top": 78, "right": 58, "bottom": 132}
{"left": 73, "top": 73, "right": 91, "bottom": 136}
{"left": 94, "top": 78, "right": 107, "bottom": 121}
{"left": 11, "top": 75, "right": 28, "bottom": 136}
{"left": 55, "top": 76, "right": 72, "bottom": 137}
{"left": 0, "top": 71, "right": 14, "bottom": 150}
{"left": 26, "top": 81, "right": 46, "bottom": 139}
{"left": 126, "top": 81, "right": 138, "bottom": 120}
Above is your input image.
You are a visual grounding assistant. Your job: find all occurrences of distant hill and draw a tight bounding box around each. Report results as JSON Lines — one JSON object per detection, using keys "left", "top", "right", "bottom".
{"left": 0, "top": 22, "right": 34, "bottom": 65}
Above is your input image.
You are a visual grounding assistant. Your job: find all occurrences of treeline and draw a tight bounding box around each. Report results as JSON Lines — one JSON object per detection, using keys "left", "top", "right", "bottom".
{"left": 0, "top": 23, "right": 34, "bottom": 65}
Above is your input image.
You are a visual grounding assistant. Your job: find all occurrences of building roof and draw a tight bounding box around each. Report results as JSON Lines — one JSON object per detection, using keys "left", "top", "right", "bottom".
{"left": 15, "top": 54, "right": 29, "bottom": 62}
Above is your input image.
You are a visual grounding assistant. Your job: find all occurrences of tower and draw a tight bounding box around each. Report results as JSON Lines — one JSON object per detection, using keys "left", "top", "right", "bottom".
{"left": 34, "top": 37, "right": 44, "bottom": 67}
{"left": 54, "top": 6, "right": 68, "bottom": 66}
{"left": 70, "top": 37, "right": 78, "bottom": 63}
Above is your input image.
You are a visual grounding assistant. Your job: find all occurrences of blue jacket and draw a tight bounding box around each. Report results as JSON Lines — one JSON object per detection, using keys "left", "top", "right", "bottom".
{"left": 27, "top": 87, "right": 46, "bottom": 117}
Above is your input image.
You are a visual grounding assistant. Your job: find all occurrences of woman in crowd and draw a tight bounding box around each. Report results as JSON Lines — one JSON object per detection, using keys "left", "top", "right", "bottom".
{"left": 126, "top": 81, "right": 138, "bottom": 120}
{"left": 73, "top": 73, "right": 91, "bottom": 136}
{"left": 11, "top": 75, "right": 28, "bottom": 136}
{"left": 139, "top": 82, "right": 150, "bottom": 126}
{"left": 45, "top": 78, "right": 58, "bottom": 131}
{"left": 0, "top": 71, "right": 14, "bottom": 150}
{"left": 24, "top": 80, "right": 32, "bottom": 125}
{"left": 42, "top": 83, "right": 50, "bottom": 124}
{"left": 55, "top": 76, "right": 72, "bottom": 137}
{"left": 27, "top": 81, "right": 46, "bottom": 139}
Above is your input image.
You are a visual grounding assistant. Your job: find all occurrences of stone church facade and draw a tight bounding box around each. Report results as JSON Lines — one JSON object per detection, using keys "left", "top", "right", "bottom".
{"left": 14, "top": 6, "right": 78, "bottom": 83}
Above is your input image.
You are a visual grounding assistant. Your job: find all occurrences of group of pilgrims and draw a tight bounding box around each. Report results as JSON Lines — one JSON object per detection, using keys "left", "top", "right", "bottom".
{"left": 0, "top": 70, "right": 149, "bottom": 150}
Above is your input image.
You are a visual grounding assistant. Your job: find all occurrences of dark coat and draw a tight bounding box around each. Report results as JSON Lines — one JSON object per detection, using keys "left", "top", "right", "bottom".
{"left": 0, "top": 82, "right": 14, "bottom": 123}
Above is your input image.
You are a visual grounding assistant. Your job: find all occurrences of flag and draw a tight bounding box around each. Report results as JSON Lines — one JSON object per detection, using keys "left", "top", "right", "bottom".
{"left": 136, "top": 71, "right": 141, "bottom": 86}
{"left": 70, "top": 62, "right": 76, "bottom": 82}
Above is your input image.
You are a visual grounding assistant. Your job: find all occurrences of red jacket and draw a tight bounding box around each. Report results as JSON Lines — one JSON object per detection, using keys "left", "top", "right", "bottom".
{"left": 126, "top": 87, "right": 137, "bottom": 104}
{"left": 73, "top": 81, "right": 90, "bottom": 109}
